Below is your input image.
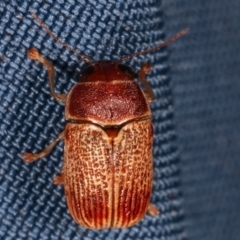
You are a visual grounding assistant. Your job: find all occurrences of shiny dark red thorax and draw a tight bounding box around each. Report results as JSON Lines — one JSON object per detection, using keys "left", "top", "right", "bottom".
{"left": 65, "top": 61, "right": 151, "bottom": 126}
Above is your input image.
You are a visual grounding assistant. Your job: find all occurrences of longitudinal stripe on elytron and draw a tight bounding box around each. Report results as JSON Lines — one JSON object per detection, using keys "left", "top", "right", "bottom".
{"left": 124, "top": 134, "right": 133, "bottom": 227}
{"left": 97, "top": 131, "right": 102, "bottom": 228}
{"left": 124, "top": 151, "right": 131, "bottom": 225}
{"left": 87, "top": 134, "right": 94, "bottom": 228}
{"left": 77, "top": 170, "right": 89, "bottom": 227}
{"left": 91, "top": 129, "right": 98, "bottom": 228}
{"left": 77, "top": 135, "right": 89, "bottom": 228}
{"left": 128, "top": 176, "right": 134, "bottom": 226}
{"left": 103, "top": 139, "right": 110, "bottom": 228}
{"left": 110, "top": 134, "right": 115, "bottom": 227}
{"left": 104, "top": 140, "right": 111, "bottom": 228}
{"left": 78, "top": 179, "right": 86, "bottom": 227}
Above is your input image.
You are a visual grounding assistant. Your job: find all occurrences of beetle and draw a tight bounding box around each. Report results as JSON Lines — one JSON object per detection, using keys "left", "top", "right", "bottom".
{"left": 22, "top": 13, "right": 187, "bottom": 229}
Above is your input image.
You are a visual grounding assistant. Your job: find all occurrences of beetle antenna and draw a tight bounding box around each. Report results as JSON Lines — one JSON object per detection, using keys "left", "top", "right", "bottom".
{"left": 30, "top": 12, "right": 93, "bottom": 65}
{"left": 118, "top": 29, "right": 188, "bottom": 63}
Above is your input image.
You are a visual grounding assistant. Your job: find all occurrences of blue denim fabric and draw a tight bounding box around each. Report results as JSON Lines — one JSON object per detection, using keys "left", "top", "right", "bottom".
{"left": 0, "top": 1, "right": 185, "bottom": 239}
{"left": 162, "top": 1, "right": 240, "bottom": 240}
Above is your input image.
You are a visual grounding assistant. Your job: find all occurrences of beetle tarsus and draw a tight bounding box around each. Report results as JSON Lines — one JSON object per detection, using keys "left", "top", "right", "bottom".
{"left": 54, "top": 174, "right": 64, "bottom": 185}
{"left": 22, "top": 130, "right": 64, "bottom": 163}
{"left": 147, "top": 204, "right": 160, "bottom": 216}
{"left": 22, "top": 152, "right": 42, "bottom": 163}
{"left": 27, "top": 48, "right": 42, "bottom": 61}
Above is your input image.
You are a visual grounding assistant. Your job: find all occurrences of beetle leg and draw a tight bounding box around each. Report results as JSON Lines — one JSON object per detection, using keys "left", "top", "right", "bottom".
{"left": 138, "top": 63, "right": 155, "bottom": 104}
{"left": 54, "top": 174, "right": 64, "bottom": 185}
{"left": 147, "top": 204, "right": 160, "bottom": 216}
{"left": 22, "top": 130, "right": 64, "bottom": 163}
{"left": 27, "top": 48, "right": 67, "bottom": 103}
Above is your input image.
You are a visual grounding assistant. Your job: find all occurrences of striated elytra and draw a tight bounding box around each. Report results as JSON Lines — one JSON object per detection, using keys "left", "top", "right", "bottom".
{"left": 22, "top": 13, "right": 187, "bottom": 229}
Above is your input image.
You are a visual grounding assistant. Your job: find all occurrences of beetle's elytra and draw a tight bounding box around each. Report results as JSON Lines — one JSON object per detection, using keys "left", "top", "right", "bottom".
{"left": 22, "top": 13, "right": 187, "bottom": 229}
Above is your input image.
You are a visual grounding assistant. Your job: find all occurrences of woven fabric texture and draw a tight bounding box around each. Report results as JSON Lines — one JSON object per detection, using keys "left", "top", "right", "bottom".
{"left": 162, "top": 1, "right": 240, "bottom": 240}
{"left": 0, "top": 1, "right": 185, "bottom": 239}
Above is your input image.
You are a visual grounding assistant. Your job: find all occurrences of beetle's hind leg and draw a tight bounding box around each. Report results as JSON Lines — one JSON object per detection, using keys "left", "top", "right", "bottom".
{"left": 54, "top": 174, "right": 64, "bottom": 185}
{"left": 138, "top": 63, "right": 155, "bottom": 104}
{"left": 22, "top": 130, "right": 64, "bottom": 163}
{"left": 27, "top": 48, "right": 67, "bottom": 103}
{"left": 147, "top": 204, "right": 160, "bottom": 216}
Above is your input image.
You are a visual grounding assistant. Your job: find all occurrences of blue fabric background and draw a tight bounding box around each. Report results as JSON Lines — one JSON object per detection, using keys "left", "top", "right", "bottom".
{"left": 162, "top": 1, "right": 240, "bottom": 240}
{"left": 1, "top": 0, "right": 240, "bottom": 240}
{"left": 0, "top": 1, "right": 184, "bottom": 239}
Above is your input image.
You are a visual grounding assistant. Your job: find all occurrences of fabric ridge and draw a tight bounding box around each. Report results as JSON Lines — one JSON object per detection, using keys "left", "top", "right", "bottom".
{"left": 0, "top": 1, "right": 184, "bottom": 239}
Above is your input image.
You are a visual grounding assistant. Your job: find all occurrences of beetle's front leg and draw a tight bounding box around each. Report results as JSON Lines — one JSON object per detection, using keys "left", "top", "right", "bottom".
{"left": 27, "top": 48, "right": 67, "bottom": 103}
{"left": 147, "top": 204, "right": 160, "bottom": 216}
{"left": 138, "top": 63, "right": 155, "bottom": 104}
{"left": 22, "top": 130, "right": 64, "bottom": 163}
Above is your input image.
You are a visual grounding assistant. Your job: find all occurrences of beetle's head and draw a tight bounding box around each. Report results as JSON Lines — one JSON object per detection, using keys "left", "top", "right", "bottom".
{"left": 78, "top": 60, "right": 136, "bottom": 83}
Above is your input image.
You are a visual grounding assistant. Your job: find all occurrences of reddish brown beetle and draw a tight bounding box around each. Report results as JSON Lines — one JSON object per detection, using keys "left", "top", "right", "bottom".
{"left": 22, "top": 13, "right": 187, "bottom": 229}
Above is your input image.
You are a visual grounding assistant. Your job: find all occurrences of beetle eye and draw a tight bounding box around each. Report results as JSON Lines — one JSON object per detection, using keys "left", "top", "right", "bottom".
{"left": 118, "top": 64, "right": 134, "bottom": 76}
{"left": 80, "top": 65, "right": 94, "bottom": 76}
